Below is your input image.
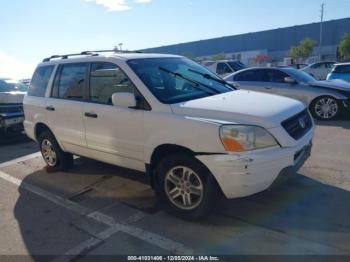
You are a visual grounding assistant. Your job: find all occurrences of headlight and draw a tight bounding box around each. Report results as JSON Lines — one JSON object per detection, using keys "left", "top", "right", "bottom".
{"left": 219, "top": 125, "right": 279, "bottom": 152}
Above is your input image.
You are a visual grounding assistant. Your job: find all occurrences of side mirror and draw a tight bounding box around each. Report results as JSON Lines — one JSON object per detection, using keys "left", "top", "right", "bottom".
{"left": 284, "top": 77, "right": 297, "bottom": 85}
{"left": 111, "top": 92, "right": 137, "bottom": 108}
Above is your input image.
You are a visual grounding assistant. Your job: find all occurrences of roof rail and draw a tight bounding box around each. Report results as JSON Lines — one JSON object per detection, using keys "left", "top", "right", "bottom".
{"left": 42, "top": 51, "right": 98, "bottom": 62}
{"left": 82, "top": 49, "right": 142, "bottom": 54}
{"left": 42, "top": 49, "right": 142, "bottom": 62}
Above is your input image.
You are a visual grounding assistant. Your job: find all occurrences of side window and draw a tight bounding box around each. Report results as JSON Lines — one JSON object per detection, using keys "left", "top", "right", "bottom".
{"left": 28, "top": 66, "right": 54, "bottom": 97}
{"left": 335, "top": 65, "right": 350, "bottom": 73}
{"left": 234, "top": 70, "right": 260, "bottom": 81}
{"left": 216, "top": 63, "right": 232, "bottom": 75}
{"left": 311, "top": 63, "right": 321, "bottom": 69}
{"left": 270, "top": 70, "right": 289, "bottom": 83}
{"left": 89, "top": 62, "right": 135, "bottom": 104}
{"left": 52, "top": 63, "right": 87, "bottom": 100}
{"left": 325, "top": 63, "right": 334, "bottom": 69}
{"left": 259, "top": 69, "right": 271, "bottom": 82}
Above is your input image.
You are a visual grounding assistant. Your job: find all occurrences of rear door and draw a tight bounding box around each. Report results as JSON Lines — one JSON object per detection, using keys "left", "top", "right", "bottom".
{"left": 46, "top": 63, "right": 87, "bottom": 150}
{"left": 233, "top": 69, "right": 273, "bottom": 95}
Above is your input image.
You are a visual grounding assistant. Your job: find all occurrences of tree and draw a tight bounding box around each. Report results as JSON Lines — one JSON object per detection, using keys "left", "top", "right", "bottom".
{"left": 339, "top": 33, "right": 350, "bottom": 60}
{"left": 211, "top": 53, "right": 226, "bottom": 61}
{"left": 255, "top": 54, "right": 269, "bottom": 66}
{"left": 289, "top": 38, "right": 317, "bottom": 61}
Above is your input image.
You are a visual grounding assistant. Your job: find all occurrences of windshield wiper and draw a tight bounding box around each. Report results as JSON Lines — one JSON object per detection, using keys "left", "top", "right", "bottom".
{"left": 159, "top": 67, "right": 220, "bottom": 94}
{"left": 187, "top": 68, "right": 235, "bottom": 89}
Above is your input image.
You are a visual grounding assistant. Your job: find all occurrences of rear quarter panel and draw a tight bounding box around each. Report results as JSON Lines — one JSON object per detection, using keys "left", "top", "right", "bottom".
{"left": 23, "top": 95, "right": 48, "bottom": 141}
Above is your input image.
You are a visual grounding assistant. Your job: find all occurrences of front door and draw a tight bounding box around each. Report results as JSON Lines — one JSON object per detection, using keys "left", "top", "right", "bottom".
{"left": 82, "top": 62, "right": 145, "bottom": 171}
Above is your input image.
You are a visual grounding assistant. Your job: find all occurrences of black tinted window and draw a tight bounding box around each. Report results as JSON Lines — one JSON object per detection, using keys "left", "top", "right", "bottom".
{"left": 260, "top": 69, "right": 288, "bottom": 83}
{"left": 325, "top": 63, "right": 335, "bottom": 69}
{"left": 334, "top": 65, "right": 350, "bottom": 73}
{"left": 89, "top": 62, "right": 135, "bottom": 104}
{"left": 52, "top": 64, "right": 87, "bottom": 100}
{"left": 216, "top": 63, "right": 232, "bottom": 75}
{"left": 234, "top": 70, "right": 260, "bottom": 81}
{"left": 28, "top": 66, "right": 54, "bottom": 97}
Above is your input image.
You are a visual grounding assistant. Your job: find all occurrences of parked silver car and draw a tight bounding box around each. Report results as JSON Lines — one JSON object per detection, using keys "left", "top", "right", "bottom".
{"left": 224, "top": 67, "right": 350, "bottom": 120}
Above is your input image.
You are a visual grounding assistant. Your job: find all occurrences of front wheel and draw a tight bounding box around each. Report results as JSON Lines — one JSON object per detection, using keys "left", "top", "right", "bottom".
{"left": 155, "top": 154, "right": 219, "bottom": 220}
{"left": 310, "top": 96, "right": 340, "bottom": 120}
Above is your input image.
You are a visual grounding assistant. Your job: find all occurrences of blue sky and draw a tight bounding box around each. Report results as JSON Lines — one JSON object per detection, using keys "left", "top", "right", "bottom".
{"left": 1, "top": 0, "right": 350, "bottom": 78}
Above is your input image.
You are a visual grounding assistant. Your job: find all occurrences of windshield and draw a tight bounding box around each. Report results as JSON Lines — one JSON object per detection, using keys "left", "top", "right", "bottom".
{"left": 127, "top": 57, "right": 233, "bottom": 104}
{"left": 0, "top": 79, "right": 28, "bottom": 92}
{"left": 283, "top": 68, "right": 316, "bottom": 83}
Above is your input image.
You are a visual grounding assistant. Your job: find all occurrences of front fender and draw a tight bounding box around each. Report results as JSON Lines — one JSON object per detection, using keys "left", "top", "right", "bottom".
{"left": 143, "top": 112, "right": 225, "bottom": 164}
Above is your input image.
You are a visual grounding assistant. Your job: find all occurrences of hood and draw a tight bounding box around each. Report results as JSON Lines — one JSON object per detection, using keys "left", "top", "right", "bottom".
{"left": 171, "top": 90, "right": 305, "bottom": 128}
{"left": 309, "top": 80, "right": 350, "bottom": 93}
{"left": 0, "top": 92, "right": 26, "bottom": 104}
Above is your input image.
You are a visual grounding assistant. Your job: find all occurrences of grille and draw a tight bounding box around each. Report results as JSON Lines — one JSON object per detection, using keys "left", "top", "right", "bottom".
{"left": 0, "top": 104, "right": 23, "bottom": 114}
{"left": 282, "top": 109, "right": 312, "bottom": 140}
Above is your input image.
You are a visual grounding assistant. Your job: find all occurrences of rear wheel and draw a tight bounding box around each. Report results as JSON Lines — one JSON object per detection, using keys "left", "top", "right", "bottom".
{"left": 310, "top": 96, "right": 340, "bottom": 120}
{"left": 154, "top": 154, "right": 218, "bottom": 220}
{"left": 38, "top": 130, "right": 73, "bottom": 171}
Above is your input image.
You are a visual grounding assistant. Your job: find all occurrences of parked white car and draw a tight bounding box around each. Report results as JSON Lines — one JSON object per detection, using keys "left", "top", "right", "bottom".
{"left": 302, "top": 61, "right": 335, "bottom": 80}
{"left": 24, "top": 51, "right": 314, "bottom": 219}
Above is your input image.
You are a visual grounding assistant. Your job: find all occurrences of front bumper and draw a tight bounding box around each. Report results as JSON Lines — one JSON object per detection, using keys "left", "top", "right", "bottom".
{"left": 196, "top": 133, "right": 313, "bottom": 199}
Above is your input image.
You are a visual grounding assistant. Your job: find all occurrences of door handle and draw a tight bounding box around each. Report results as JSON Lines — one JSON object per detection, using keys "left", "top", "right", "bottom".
{"left": 84, "top": 112, "right": 98, "bottom": 118}
{"left": 46, "top": 106, "right": 55, "bottom": 111}
{"left": 264, "top": 86, "right": 272, "bottom": 90}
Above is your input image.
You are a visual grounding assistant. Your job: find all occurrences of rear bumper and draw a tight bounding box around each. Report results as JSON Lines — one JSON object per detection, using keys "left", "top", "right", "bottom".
{"left": 0, "top": 112, "right": 25, "bottom": 134}
{"left": 196, "top": 132, "right": 313, "bottom": 199}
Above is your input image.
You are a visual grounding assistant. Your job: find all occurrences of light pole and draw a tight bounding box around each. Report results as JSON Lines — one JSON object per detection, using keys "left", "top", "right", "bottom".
{"left": 319, "top": 3, "right": 325, "bottom": 61}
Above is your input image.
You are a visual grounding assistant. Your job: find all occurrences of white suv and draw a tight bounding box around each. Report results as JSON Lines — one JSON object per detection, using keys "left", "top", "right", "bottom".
{"left": 24, "top": 51, "right": 314, "bottom": 219}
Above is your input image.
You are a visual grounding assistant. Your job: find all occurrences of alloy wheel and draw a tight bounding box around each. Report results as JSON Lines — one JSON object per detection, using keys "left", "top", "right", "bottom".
{"left": 41, "top": 139, "right": 57, "bottom": 167}
{"left": 314, "top": 97, "right": 338, "bottom": 119}
{"left": 164, "top": 166, "right": 204, "bottom": 210}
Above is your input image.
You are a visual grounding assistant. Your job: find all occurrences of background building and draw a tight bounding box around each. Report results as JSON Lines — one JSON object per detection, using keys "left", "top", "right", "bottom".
{"left": 142, "top": 17, "right": 350, "bottom": 67}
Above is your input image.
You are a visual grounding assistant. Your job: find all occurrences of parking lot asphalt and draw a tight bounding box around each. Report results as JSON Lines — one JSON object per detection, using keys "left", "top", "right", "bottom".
{"left": 0, "top": 118, "right": 350, "bottom": 260}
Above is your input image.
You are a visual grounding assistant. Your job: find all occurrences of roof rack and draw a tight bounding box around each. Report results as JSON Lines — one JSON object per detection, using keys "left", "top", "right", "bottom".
{"left": 42, "top": 49, "right": 142, "bottom": 62}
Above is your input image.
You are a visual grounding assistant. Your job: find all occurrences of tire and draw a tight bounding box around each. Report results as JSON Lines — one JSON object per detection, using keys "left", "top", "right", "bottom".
{"left": 154, "top": 154, "right": 219, "bottom": 220}
{"left": 310, "top": 96, "right": 340, "bottom": 120}
{"left": 38, "top": 130, "right": 73, "bottom": 171}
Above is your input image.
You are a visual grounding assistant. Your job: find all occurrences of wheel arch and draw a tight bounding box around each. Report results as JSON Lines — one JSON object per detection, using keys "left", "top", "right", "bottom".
{"left": 34, "top": 123, "right": 65, "bottom": 150}
{"left": 147, "top": 144, "right": 223, "bottom": 196}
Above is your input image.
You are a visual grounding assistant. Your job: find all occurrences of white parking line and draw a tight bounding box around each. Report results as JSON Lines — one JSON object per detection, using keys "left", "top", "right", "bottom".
{"left": 0, "top": 155, "right": 193, "bottom": 260}
{"left": 0, "top": 152, "right": 42, "bottom": 168}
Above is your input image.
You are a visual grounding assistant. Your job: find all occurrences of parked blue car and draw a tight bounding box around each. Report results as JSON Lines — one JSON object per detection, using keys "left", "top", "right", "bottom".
{"left": 327, "top": 63, "right": 350, "bottom": 83}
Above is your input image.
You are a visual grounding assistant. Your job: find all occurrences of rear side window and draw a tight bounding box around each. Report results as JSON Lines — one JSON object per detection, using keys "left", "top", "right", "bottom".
{"left": 325, "top": 63, "right": 335, "bottom": 69}
{"left": 334, "top": 65, "right": 350, "bottom": 74}
{"left": 28, "top": 66, "right": 54, "bottom": 97}
{"left": 52, "top": 63, "right": 87, "bottom": 100}
{"left": 234, "top": 70, "right": 260, "bottom": 81}
{"left": 89, "top": 62, "right": 135, "bottom": 104}
{"left": 311, "top": 63, "right": 322, "bottom": 69}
